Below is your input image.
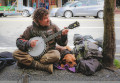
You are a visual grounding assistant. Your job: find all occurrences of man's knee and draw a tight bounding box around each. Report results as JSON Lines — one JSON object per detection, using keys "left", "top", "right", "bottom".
{"left": 12, "top": 49, "right": 34, "bottom": 66}
{"left": 40, "top": 50, "right": 60, "bottom": 64}
{"left": 53, "top": 50, "right": 60, "bottom": 60}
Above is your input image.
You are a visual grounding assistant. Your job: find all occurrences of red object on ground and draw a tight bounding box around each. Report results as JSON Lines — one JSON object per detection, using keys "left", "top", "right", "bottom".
{"left": 115, "top": 8, "right": 120, "bottom": 14}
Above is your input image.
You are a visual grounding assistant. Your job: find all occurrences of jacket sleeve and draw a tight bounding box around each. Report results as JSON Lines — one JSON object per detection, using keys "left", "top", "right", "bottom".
{"left": 54, "top": 24, "right": 68, "bottom": 46}
{"left": 16, "top": 27, "right": 32, "bottom": 52}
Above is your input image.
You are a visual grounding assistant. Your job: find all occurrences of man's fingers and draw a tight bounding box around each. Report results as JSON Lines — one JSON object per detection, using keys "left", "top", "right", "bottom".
{"left": 33, "top": 40, "right": 38, "bottom": 46}
{"left": 62, "top": 29, "right": 69, "bottom": 35}
{"left": 30, "top": 40, "right": 38, "bottom": 48}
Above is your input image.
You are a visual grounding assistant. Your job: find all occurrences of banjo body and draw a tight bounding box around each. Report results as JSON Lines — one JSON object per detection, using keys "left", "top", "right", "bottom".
{"left": 28, "top": 37, "right": 46, "bottom": 59}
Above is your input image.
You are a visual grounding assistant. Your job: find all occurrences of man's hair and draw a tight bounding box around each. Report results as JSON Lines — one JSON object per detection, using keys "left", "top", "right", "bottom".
{"left": 32, "top": 7, "right": 49, "bottom": 25}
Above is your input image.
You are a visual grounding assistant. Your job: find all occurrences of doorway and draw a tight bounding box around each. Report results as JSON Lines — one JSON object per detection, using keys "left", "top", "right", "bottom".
{"left": 23, "top": 0, "right": 27, "bottom": 6}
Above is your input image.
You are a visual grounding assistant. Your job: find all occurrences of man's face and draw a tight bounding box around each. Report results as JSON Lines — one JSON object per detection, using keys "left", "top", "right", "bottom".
{"left": 38, "top": 14, "right": 50, "bottom": 27}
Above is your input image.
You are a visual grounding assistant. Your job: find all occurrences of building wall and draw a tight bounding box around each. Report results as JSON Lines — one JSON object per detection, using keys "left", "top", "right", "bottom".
{"left": 30, "top": 0, "right": 67, "bottom": 9}
{"left": 0, "top": 0, "right": 18, "bottom": 6}
{"left": 0, "top": 0, "right": 5, "bottom": 6}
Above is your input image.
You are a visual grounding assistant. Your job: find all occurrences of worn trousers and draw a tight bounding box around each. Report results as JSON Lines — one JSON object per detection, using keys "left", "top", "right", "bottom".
{"left": 12, "top": 49, "right": 60, "bottom": 66}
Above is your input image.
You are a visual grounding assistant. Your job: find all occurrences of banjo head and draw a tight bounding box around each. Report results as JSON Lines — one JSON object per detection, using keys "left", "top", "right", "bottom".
{"left": 28, "top": 37, "right": 46, "bottom": 59}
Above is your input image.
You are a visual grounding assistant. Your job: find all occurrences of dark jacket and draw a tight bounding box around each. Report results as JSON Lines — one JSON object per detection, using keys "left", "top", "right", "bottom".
{"left": 16, "top": 21, "right": 68, "bottom": 52}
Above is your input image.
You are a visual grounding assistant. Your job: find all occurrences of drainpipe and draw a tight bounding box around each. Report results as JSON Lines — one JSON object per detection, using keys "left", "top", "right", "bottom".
{"left": 38, "top": 0, "right": 39, "bottom": 8}
{"left": 61, "top": 0, "right": 62, "bottom": 7}
{"left": 28, "top": 0, "right": 30, "bottom": 7}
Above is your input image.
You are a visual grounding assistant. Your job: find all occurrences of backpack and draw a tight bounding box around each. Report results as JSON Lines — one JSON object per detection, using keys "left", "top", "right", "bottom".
{"left": 0, "top": 51, "right": 16, "bottom": 71}
{"left": 76, "top": 58, "right": 103, "bottom": 76}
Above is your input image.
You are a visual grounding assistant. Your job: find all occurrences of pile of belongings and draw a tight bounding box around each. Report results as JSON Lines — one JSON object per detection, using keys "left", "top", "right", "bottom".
{"left": 0, "top": 51, "right": 16, "bottom": 71}
{"left": 73, "top": 34, "right": 103, "bottom": 76}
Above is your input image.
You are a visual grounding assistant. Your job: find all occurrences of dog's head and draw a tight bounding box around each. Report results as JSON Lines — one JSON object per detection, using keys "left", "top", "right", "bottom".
{"left": 61, "top": 54, "right": 77, "bottom": 68}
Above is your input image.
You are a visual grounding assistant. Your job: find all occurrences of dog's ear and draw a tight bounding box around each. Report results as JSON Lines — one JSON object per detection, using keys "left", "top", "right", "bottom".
{"left": 60, "top": 59, "right": 66, "bottom": 68}
{"left": 61, "top": 59, "right": 66, "bottom": 65}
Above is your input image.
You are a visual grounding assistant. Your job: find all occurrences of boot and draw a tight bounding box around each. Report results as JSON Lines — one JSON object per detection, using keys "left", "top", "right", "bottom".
{"left": 17, "top": 62, "right": 34, "bottom": 69}
{"left": 17, "top": 62, "right": 26, "bottom": 68}
{"left": 32, "top": 61, "right": 53, "bottom": 74}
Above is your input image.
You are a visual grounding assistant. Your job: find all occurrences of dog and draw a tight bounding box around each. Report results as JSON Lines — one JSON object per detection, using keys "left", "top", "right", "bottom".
{"left": 61, "top": 53, "right": 77, "bottom": 68}
{"left": 56, "top": 45, "right": 77, "bottom": 68}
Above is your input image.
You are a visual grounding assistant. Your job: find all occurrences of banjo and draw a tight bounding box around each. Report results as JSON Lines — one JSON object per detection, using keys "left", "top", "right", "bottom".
{"left": 28, "top": 21, "right": 80, "bottom": 59}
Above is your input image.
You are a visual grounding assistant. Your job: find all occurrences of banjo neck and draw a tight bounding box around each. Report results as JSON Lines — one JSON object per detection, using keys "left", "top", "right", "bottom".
{"left": 44, "top": 30, "right": 62, "bottom": 43}
{"left": 44, "top": 21, "right": 80, "bottom": 43}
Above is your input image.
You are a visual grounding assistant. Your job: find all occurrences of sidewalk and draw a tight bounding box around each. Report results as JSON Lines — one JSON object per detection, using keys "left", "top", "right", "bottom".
{"left": 115, "top": 13, "right": 120, "bottom": 18}
{"left": 0, "top": 47, "right": 120, "bottom": 81}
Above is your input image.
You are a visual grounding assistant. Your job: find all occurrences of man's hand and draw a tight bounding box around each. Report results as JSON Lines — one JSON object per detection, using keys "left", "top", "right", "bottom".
{"left": 62, "top": 27, "right": 69, "bottom": 35}
{"left": 30, "top": 40, "right": 38, "bottom": 48}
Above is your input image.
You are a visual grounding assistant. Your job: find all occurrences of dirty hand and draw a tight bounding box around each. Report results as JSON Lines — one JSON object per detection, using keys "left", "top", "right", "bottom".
{"left": 62, "top": 27, "right": 69, "bottom": 35}
{"left": 30, "top": 40, "right": 38, "bottom": 48}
